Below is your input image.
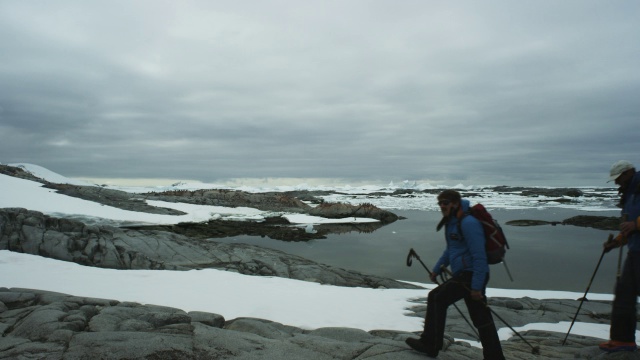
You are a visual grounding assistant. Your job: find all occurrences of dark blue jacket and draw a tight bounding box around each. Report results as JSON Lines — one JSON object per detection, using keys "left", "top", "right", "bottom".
{"left": 433, "top": 199, "right": 489, "bottom": 291}
{"left": 621, "top": 170, "right": 640, "bottom": 252}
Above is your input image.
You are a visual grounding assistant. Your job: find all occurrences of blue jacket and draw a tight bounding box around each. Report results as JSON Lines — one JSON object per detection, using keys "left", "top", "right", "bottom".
{"left": 433, "top": 199, "right": 489, "bottom": 291}
{"left": 621, "top": 170, "right": 640, "bottom": 252}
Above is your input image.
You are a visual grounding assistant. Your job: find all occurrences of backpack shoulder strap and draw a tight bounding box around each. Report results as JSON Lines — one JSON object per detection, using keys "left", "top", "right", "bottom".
{"left": 457, "top": 210, "right": 471, "bottom": 240}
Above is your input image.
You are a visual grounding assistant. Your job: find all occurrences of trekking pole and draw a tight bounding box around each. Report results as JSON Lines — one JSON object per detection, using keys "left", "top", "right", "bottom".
{"left": 561, "top": 234, "right": 612, "bottom": 346}
{"left": 405, "top": 248, "right": 434, "bottom": 278}
{"left": 439, "top": 266, "right": 541, "bottom": 355}
{"left": 617, "top": 245, "right": 624, "bottom": 280}
{"left": 617, "top": 214, "right": 628, "bottom": 281}
{"left": 485, "top": 299, "right": 540, "bottom": 355}
{"left": 406, "top": 248, "right": 480, "bottom": 341}
{"left": 502, "top": 260, "right": 514, "bottom": 282}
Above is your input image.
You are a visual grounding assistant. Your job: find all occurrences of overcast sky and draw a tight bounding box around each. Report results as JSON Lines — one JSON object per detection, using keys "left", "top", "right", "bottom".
{"left": 1, "top": 1, "right": 638, "bottom": 187}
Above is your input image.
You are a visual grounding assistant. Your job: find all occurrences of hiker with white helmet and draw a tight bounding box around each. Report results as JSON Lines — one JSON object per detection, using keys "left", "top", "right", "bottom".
{"left": 599, "top": 160, "right": 640, "bottom": 353}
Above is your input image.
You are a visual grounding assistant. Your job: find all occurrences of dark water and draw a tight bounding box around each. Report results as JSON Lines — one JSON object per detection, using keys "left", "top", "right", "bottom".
{"left": 217, "top": 208, "right": 623, "bottom": 294}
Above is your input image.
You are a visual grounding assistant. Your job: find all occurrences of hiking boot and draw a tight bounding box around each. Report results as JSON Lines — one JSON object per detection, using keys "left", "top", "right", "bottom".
{"left": 599, "top": 340, "right": 638, "bottom": 353}
{"left": 405, "top": 337, "right": 438, "bottom": 357}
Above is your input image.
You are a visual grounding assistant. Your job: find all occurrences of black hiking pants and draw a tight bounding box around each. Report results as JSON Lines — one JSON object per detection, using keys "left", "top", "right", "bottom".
{"left": 610, "top": 250, "right": 640, "bottom": 343}
{"left": 421, "top": 271, "right": 505, "bottom": 360}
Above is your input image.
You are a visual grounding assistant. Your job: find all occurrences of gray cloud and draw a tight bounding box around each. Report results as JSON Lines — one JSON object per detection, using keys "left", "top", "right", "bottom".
{"left": 1, "top": 1, "right": 639, "bottom": 186}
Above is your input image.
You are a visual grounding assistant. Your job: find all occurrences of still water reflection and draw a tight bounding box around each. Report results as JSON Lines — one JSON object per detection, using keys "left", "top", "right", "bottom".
{"left": 217, "top": 208, "right": 622, "bottom": 294}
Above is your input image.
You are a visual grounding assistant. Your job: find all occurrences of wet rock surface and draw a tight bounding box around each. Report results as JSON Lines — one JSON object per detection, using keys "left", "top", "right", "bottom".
{"left": 0, "top": 288, "right": 636, "bottom": 360}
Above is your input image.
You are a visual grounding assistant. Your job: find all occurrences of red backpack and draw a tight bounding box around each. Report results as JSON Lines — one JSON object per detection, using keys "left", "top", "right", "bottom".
{"left": 436, "top": 202, "right": 513, "bottom": 280}
{"left": 459, "top": 203, "right": 509, "bottom": 265}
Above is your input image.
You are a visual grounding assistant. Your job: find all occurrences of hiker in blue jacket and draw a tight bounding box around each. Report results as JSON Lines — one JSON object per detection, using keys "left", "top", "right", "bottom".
{"left": 405, "top": 190, "right": 504, "bottom": 359}
{"left": 600, "top": 160, "right": 640, "bottom": 353}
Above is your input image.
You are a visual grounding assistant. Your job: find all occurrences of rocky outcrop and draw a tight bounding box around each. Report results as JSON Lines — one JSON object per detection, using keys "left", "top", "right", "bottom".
{"left": 406, "top": 295, "right": 612, "bottom": 343}
{"left": 308, "top": 202, "right": 399, "bottom": 224}
{"left": 43, "top": 183, "right": 314, "bottom": 214}
{"left": 144, "top": 189, "right": 313, "bottom": 213}
{"left": 365, "top": 186, "right": 591, "bottom": 199}
{"left": 123, "top": 217, "right": 387, "bottom": 242}
{"left": 507, "top": 215, "right": 620, "bottom": 231}
{"left": 43, "top": 183, "right": 186, "bottom": 215}
{"left": 52, "top": 185, "right": 400, "bottom": 224}
{"left": 41, "top": 182, "right": 400, "bottom": 228}
{"left": 562, "top": 215, "right": 620, "bottom": 231}
{"left": 491, "top": 186, "right": 586, "bottom": 198}
{"left": 0, "top": 288, "right": 635, "bottom": 360}
{"left": 0, "top": 208, "right": 418, "bottom": 289}
{"left": 0, "top": 164, "right": 47, "bottom": 183}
